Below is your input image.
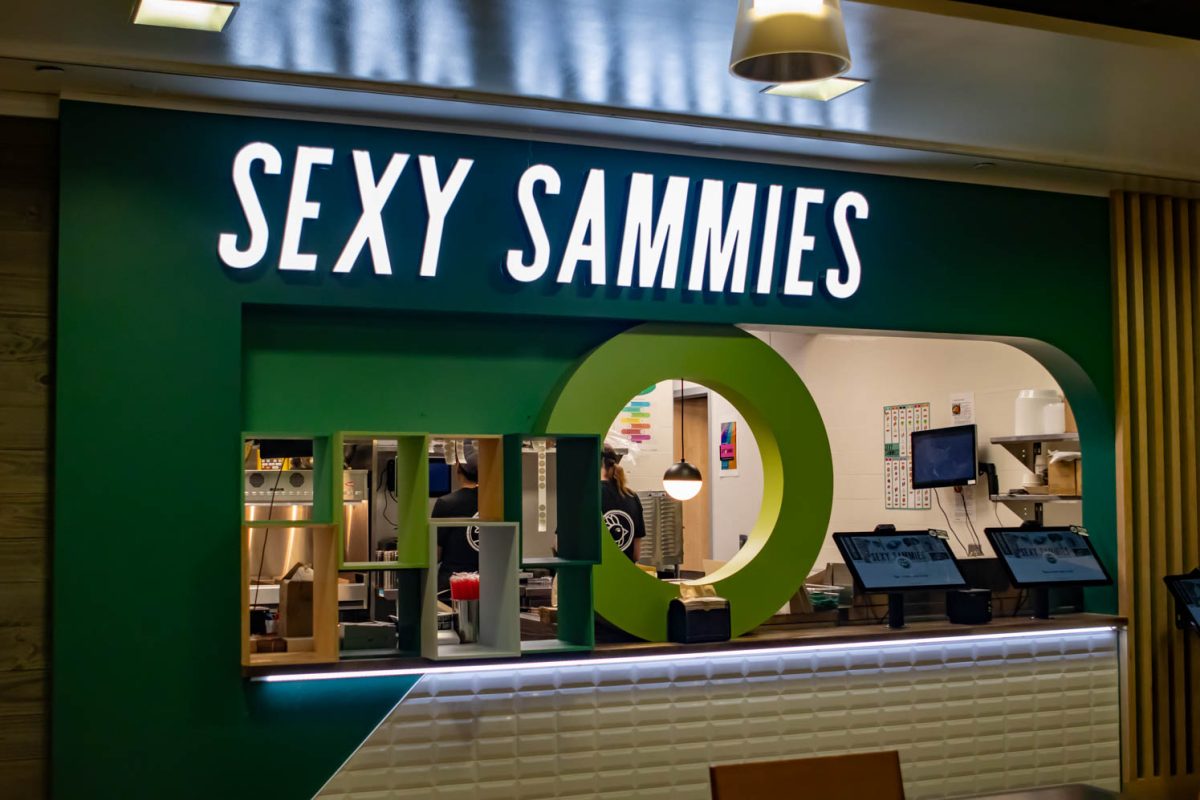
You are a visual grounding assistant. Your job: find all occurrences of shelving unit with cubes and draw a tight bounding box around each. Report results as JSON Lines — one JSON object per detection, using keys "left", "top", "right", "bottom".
{"left": 241, "top": 434, "right": 341, "bottom": 668}
{"left": 241, "top": 433, "right": 598, "bottom": 667}
{"left": 504, "top": 433, "right": 602, "bottom": 654}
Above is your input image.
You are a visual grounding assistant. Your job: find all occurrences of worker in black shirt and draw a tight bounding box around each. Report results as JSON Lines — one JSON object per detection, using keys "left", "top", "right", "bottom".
{"left": 433, "top": 452, "right": 479, "bottom": 592}
{"left": 601, "top": 445, "right": 646, "bottom": 562}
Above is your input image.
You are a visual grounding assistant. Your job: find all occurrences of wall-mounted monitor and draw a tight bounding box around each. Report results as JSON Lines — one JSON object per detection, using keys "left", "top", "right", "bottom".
{"left": 833, "top": 530, "right": 968, "bottom": 592}
{"left": 1164, "top": 571, "right": 1200, "bottom": 632}
{"left": 429, "top": 460, "right": 452, "bottom": 497}
{"left": 911, "top": 424, "right": 977, "bottom": 490}
{"left": 984, "top": 526, "right": 1112, "bottom": 587}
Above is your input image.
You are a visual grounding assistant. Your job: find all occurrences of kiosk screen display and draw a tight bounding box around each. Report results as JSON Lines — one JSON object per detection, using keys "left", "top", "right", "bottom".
{"left": 911, "top": 425, "right": 977, "bottom": 489}
{"left": 833, "top": 531, "right": 968, "bottom": 592}
{"left": 1164, "top": 574, "right": 1200, "bottom": 631}
{"left": 985, "top": 527, "right": 1111, "bottom": 587}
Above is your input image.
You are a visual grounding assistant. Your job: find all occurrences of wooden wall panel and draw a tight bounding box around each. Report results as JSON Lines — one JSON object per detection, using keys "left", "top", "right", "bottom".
{"left": 1113, "top": 191, "right": 1200, "bottom": 798}
{"left": 0, "top": 115, "right": 55, "bottom": 798}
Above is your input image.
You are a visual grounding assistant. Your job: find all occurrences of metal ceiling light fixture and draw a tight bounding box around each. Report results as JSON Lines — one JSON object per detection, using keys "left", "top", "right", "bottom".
{"left": 729, "top": 0, "right": 851, "bottom": 83}
{"left": 663, "top": 380, "right": 703, "bottom": 501}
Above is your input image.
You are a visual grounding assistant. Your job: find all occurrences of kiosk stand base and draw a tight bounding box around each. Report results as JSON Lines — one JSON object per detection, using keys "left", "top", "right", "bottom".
{"left": 1032, "top": 587, "right": 1051, "bottom": 620}
{"left": 887, "top": 593, "right": 906, "bottom": 630}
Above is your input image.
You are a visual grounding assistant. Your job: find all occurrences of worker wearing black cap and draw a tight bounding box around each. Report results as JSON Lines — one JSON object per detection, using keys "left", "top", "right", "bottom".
{"left": 433, "top": 451, "right": 480, "bottom": 592}
{"left": 601, "top": 444, "right": 646, "bottom": 562}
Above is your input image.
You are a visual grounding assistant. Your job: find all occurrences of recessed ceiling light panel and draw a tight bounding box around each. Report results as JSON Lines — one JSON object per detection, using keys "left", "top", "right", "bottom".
{"left": 132, "top": 0, "right": 237, "bottom": 32}
{"left": 763, "top": 77, "right": 866, "bottom": 101}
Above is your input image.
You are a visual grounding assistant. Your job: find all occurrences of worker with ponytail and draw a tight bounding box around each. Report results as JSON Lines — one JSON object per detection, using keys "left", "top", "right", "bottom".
{"left": 601, "top": 444, "right": 646, "bottom": 561}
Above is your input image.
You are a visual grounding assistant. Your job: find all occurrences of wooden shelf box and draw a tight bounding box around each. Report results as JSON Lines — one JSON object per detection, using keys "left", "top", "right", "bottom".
{"left": 241, "top": 523, "right": 339, "bottom": 668}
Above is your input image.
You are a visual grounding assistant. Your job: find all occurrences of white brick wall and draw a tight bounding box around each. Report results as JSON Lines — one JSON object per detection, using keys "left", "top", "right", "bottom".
{"left": 319, "top": 628, "right": 1121, "bottom": 799}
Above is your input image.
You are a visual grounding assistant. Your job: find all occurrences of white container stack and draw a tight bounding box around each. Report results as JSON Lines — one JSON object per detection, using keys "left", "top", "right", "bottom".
{"left": 1014, "top": 389, "right": 1063, "bottom": 436}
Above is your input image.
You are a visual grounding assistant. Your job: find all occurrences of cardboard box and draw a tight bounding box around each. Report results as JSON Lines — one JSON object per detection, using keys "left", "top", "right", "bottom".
{"left": 277, "top": 579, "right": 314, "bottom": 637}
{"left": 1048, "top": 459, "right": 1080, "bottom": 496}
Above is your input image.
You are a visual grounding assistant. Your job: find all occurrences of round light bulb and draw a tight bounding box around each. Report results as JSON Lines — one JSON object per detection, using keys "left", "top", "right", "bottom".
{"left": 663, "top": 460, "right": 703, "bottom": 501}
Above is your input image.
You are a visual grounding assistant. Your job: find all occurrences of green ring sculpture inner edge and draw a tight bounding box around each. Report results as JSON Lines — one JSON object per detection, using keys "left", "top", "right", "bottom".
{"left": 539, "top": 323, "right": 834, "bottom": 641}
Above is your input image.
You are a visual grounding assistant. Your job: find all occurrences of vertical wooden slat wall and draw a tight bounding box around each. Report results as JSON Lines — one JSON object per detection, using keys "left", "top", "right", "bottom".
{"left": 1113, "top": 191, "right": 1200, "bottom": 798}
{"left": 0, "top": 115, "right": 54, "bottom": 797}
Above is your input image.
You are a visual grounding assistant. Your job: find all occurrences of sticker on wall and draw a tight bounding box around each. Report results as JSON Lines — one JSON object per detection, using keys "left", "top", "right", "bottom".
{"left": 719, "top": 421, "right": 739, "bottom": 476}
{"left": 884, "top": 402, "right": 932, "bottom": 510}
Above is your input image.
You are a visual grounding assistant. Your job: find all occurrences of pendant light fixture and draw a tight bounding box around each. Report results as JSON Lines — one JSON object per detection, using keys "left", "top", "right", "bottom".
{"left": 663, "top": 380, "right": 704, "bottom": 501}
{"left": 729, "top": 0, "right": 851, "bottom": 84}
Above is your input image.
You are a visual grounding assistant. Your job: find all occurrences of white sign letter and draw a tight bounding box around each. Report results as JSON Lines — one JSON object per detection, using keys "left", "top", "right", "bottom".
{"left": 755, "top": 184, "right": 783, "bottom": 295}
{"left": 505, "top": 164, "right": 561, "bottom": 283}
{"left": 783, "top": 188, "right": 825, "bottom": 296}
{"left": 332, "top": 151, "right": 409, "bottom": 275}
{"left": 557, "top": 169, "right": 608, "bottom": 285}
{"left": 418, "top": 155, "right": 474, "bottom": 278}
{"left": 279, "top": 146, "right": 335, "bottom": 271}
{"left": 688, "top": 179, "right": 756, "bottom": 293}
{"left": 218, "top": 142, "right": 282, "bottom": 270}
{"left": 617, "top": 173, "right": 689, "bottom": 289}
{"left": 827, "top": 191, "right": 869, "bottom": 299}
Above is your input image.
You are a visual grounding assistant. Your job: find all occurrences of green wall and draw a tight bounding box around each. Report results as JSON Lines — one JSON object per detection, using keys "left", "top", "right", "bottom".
{"left": 55, "top": 100, "right": 1115, "bottom": 797}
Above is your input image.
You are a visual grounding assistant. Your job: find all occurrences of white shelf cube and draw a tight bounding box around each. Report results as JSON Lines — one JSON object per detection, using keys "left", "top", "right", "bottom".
{"left": 421, "top": 520, "right": 521, "bottom": 661}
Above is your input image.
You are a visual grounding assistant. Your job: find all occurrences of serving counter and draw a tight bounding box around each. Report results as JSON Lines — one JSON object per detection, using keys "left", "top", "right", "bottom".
{"left": 290, "top": 614, "right": 1124, "bottom": 799}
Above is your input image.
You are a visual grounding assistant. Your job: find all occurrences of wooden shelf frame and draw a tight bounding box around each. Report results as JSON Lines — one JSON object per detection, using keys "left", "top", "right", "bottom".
{"left": 241, "top": 522, "right": 339, "bottom": 668}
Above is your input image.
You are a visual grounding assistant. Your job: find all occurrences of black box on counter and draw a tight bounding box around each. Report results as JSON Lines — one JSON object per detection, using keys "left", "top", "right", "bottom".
{"left": 667, "top": 597, "right": 731, "bottom": 644}
{"left": 946, "top": 588, "right": 992, "bottom": 625}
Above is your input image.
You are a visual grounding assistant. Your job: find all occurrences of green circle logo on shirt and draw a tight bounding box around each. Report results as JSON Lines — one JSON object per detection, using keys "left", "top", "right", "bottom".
{"left": 540, "top": 323, "right": 834, "bottom": 641}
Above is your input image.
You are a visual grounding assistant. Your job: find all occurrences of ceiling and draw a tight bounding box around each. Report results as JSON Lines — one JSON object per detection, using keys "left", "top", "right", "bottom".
{"left": 1, "top": 0, "right": 1199, "bottom": 194}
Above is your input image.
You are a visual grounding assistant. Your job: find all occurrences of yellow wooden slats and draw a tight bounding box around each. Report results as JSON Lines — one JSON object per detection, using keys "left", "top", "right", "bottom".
{"left": 1112, "top": 191, "right": 1200, "bottom": 788}
{"left": 1187, "top": 201, "right": 1200, "bottom": 773}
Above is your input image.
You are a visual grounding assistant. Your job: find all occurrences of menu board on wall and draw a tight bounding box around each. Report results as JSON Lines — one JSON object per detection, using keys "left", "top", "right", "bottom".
{"left": 883, "top": 402, "right": 932, "bottom": 510}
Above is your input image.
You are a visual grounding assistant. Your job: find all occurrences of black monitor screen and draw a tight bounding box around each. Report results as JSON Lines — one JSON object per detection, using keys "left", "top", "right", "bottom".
{"left": 984, "top": 527, "right": 1112, "bottom": 587}
{"left": 833, "top": 531, "right": 968, "bottom": 592}
{"left": 1164, "top": 574, "right": 1200, "bottom": 631}
{"left": 911, "top": 425, "right": 977, "bottom": 489}
{"left": 429, "top": 461, "right": 452, "bottom": 496}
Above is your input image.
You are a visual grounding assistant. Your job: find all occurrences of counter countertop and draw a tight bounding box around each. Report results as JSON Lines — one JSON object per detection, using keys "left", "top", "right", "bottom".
{"left": 248, "top": 613, "right": 1124, "bottom": 679}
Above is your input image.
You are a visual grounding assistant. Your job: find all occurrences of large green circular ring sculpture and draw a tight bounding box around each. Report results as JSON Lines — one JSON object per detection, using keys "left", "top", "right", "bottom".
{"left": 540, "top": 323, "right": 833, "bottom": 641}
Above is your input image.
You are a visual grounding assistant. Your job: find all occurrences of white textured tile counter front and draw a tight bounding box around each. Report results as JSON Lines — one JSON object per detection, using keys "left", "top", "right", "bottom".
{"left": 318, "top": 627, "right": 1120, "bottom": 799}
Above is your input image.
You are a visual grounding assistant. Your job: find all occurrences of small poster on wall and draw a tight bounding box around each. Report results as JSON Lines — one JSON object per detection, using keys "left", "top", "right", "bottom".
{"left": 719, "top": 421, "right": 738, "bottom": 476}
{"left": 883, "top": 402, "right": 932, "bottom": 510}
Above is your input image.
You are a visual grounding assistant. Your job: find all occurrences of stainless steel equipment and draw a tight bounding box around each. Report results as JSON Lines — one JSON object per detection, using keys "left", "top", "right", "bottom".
{"left": 637, "top": 490, "right": 684, "bottom": 572}
{"left": 454, "top": 599, "right": 480, "bottom": 643}
{"left": 244, "top": 469, "right": 369, "bottom": 586}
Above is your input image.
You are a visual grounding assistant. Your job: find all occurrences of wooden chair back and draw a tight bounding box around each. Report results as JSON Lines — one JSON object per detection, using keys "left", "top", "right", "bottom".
{"left": 710, "top": 750, "right": 906, "bottom": 800}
